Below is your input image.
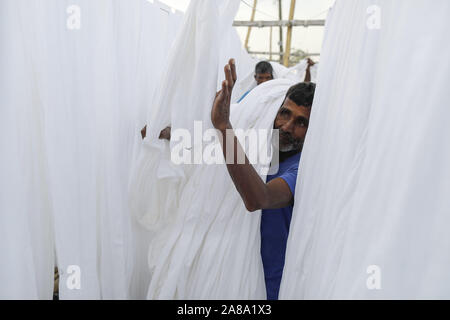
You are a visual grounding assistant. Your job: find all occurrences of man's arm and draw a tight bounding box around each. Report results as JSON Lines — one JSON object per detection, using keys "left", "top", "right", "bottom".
{"left": 304, "top": 58, "right": 315, "bottom": 83}
{"left": 140, "top": 125, "right": 171, "bottom": 140}
{"left": 211, "top": 59, "right": 293, "bottom": 212}
{"left": 219, "top": 124, "right": 293, "bottom": 211}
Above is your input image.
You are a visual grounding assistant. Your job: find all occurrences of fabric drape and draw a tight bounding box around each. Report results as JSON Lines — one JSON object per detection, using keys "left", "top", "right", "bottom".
{"left": 0, "top": 0, "right": 183, "bottom": 299}
{"left": 280, "top": 0, "right": 450, "bottom": 299}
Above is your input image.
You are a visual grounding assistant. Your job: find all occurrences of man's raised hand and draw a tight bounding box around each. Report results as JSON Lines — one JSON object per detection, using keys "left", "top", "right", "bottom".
{"left": 211, "top": 59, "right": 237, "bottom": 131}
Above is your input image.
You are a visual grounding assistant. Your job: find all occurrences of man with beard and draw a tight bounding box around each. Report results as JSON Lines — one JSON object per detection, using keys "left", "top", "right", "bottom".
{"left": 211, "top": 59, "right": 316, "bottom": 300}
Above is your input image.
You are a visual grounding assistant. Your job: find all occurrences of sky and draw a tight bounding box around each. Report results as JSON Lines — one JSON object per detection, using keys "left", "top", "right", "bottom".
{"left": 159, "top": 0, "right": 335, "bottom": 62}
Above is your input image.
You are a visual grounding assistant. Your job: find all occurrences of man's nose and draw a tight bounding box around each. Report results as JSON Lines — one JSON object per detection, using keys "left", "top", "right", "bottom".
{"left": 281, "top": 119, "right": 295, "bottom": 133}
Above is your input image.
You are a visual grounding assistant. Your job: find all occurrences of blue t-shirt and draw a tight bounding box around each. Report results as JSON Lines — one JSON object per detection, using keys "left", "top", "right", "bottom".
{"left": 261, "top": 152, "right": 301, "bottom": 300}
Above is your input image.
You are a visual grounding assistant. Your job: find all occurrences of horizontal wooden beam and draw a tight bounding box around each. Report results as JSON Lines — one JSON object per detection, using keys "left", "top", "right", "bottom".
{"left": 233, "top": 19, "right": 325, "bottom": 28}
{"left": 247, "top": 50, "right": 320, "bottom": 57}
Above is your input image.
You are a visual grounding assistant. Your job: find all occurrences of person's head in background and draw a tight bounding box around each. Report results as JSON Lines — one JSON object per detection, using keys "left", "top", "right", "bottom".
{"left": 254, "top": 61, "right": 274, "bottom": 85}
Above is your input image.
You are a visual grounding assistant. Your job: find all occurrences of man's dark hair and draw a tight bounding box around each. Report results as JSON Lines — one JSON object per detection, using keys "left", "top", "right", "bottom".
{"left": 285, "top": 82, "right": 316, "bottom": 108}
{"left": 255, "top": 61, "right": 273, "bottom": 75}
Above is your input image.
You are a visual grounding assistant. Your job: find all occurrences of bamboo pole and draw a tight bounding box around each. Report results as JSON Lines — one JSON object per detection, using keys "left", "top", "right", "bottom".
{"left": 283, "top": 0, "right": 296, "bottom": 66}
{"left": 244, "top": 0, "right": 258, "bottom": 51}
{"left": 247, "top": 50, "right": 320, "bottom": 57}
{"left": 269, "top": 26, "right": 273, "bottom": 61}
{"left": 233, "top": 19, "right": 325, "bottom": 27}
{"left": 278, "top": 0, "right": 284, "bottom": 63}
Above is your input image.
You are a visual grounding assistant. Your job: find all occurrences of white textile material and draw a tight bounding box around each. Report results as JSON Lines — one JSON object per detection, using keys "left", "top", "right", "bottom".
{"left": 0, "top": 2, "right": 54, "bottom": 299}
{"left": 280, "top": 0, "right": 450, "bottom": 299}
{"left": 231, "top": 59, "right": 316, "bottom": 103}
{"left": 0, "top": 0, "right": 182, "bottom": 299}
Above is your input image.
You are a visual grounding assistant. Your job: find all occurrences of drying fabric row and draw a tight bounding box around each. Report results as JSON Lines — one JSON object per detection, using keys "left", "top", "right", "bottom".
{"left": 280, "top": 0, "right": 450, "bottom": 299}
{"left": 0, "top": 0, "right": 298, "bottom": 299}
{"left": 0, "top": 0, "right": 183, "bottom": 299}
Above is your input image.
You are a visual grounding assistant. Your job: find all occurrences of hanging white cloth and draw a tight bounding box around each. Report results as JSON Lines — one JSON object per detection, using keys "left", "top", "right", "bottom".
{"left": 0, "top": 0, "right": 183, "bottom": 299}
{"left": 231, "top": 59, "right": 314, "bottom": 103}
{"left": 131, "top": 78, "right": 297, "bottom": 299}
{"left": 280, "top": 0, "right": 450, "bottom": 299}
{"left": 0, "top": 1, "right": 55, "bottom": 299}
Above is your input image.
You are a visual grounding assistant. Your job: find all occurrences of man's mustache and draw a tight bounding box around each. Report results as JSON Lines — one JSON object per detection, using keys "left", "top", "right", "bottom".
{"left": 279, "top": 130, "right": 295, "bottom": 143}
{"left": 275, "top": 128, "right": 304, "bottom": 152}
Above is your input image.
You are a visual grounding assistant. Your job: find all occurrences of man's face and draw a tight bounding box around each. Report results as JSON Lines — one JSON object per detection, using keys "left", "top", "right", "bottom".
{"left": 274, "top": 98, "right": 311, "bottom": 153}
{"left": 255, "top": 72, "right": 273, "bottom": 85}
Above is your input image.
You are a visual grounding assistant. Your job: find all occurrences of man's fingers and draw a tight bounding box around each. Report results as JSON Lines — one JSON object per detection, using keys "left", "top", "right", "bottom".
{"left": 224, "top": 65, "right": 233, "bottom": 90}
{"left": 229, "top": 58, "right": 237, "bottom": 83}
{"left": 215, "top": 81, "right": 227, "bottom": 103}
{"left": 222, "top": 80, "right": 229, "bottom": 96}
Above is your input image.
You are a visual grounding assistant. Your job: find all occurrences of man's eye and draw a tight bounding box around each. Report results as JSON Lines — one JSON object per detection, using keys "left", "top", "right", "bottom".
{"left": 295, "top": 119, "right": 307, "bottom": 127}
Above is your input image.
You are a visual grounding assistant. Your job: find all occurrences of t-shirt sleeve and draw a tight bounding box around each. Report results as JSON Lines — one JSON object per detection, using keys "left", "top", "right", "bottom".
{"left": 279, "top": 165, "right": 299, "bottom": 196}
{"left": 237, "top": 90, "right": 251, "bottom": 103}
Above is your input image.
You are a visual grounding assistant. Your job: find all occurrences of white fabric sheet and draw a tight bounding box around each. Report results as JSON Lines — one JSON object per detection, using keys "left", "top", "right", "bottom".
{"left": 0, "top": 0, "right": 182, "bottom": 299}
{"left": 0, "top": 1, "right": 55, "bottom": 299}
{"left": 231, "top": 59, "right": 316, "bottom": 103}
{"left": 280, "top": 0, "right": 450, "bottom": 299}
